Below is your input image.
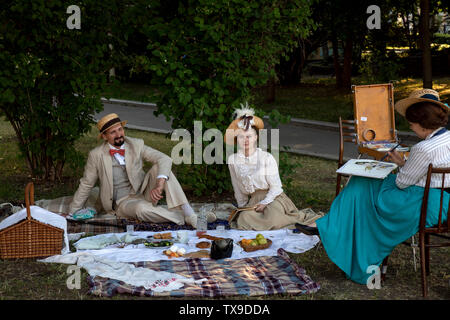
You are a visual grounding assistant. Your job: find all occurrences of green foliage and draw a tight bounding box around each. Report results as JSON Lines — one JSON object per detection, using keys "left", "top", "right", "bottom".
{"left": 433, "top": 33, "right": 450, "bottom": 45}
{"left": 359, "top": 51, "right": 402, "bottom": 83}
{"left": 131, "top": 0, "right": 314, "bottom": 194}
{"left": 0, "top": 1, "right": 132, "bottom": 181}
{"left": 278, "top": 147, "right": 302, "bottom": 190}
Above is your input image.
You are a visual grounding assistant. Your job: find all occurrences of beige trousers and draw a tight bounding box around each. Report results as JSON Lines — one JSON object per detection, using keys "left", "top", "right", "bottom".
{"left": 115, "top": 165, "right": 188, "bottom": 224}
{"left": 233, "top": 190, "right": 323, "bottom": 230}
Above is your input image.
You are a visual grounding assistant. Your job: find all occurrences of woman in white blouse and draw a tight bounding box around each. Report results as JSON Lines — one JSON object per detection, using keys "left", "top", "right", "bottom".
{"left": 295, "top": 89, "right": 450, "bottom": 286}
{"left": 225, "top": 105, "right": 322, "bottom": 230}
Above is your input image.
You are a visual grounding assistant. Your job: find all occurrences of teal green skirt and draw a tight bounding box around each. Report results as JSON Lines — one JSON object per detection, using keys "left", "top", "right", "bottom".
{"left": 316, "top": 174, "right": 448, "bottom": 285}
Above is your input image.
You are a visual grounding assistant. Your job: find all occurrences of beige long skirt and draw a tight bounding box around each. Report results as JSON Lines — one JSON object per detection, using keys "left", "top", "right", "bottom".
{"left": 232, "top": 190, "right": 323, "bottom": 230}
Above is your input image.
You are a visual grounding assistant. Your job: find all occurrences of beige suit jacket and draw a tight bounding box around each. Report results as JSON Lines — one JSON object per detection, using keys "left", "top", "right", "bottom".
{"left": 69, "top": 137, "right": 173, "bottom": 214}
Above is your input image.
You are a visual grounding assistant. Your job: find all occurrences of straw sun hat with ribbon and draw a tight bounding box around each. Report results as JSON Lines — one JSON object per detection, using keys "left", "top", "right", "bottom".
{"left": 224, "top": 103, "right": 264, "bottom": 145}
{"left": 97, "top": 113, "right": 127, "bottom": 139}
{"left": 394, "top": 88, "right": 449, "bottom": 117}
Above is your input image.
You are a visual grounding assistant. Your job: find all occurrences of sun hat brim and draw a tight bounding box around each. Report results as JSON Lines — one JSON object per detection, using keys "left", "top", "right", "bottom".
{"left": 394, "top": 97, "right": 449, "bottom": 117}
{"left": 97, "top": 120, "right": 127, "bottom": 139}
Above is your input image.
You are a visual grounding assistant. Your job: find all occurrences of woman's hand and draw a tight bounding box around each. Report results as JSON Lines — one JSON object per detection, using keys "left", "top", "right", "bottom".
{"left": 255, "top": 203, "right": 267, "bottom": 212}
{"left": 386, "top": 150, "right": 406, "bottom": 167}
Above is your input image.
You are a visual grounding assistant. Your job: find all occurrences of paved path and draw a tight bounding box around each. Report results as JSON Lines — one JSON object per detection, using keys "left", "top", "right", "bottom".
{"left": 97, "top": 99, "right": 419, "bottom": 162}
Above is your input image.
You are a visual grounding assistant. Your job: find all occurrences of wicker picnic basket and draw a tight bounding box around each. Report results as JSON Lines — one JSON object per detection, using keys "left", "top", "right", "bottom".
{"left": 0, "top": 182, "right": 64, "bottom": 259}
{"left": 238, "top": 239, "right": 272, "bottom": 252}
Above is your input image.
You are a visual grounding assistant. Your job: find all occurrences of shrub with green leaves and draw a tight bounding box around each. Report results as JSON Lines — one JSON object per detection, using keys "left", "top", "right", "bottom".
{"left": 0, "top": 1, "right": 131, "bottom": 181}
{"left": 132, "top": 0, "right": 314, "bottom": 194}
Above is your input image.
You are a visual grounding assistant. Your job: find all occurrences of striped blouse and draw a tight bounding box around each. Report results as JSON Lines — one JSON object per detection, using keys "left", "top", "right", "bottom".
{"left": 396, "top": 127, "right": 450, "bottom": 189}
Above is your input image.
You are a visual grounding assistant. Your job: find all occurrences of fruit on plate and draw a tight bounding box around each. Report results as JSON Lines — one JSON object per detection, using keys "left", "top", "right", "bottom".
{"left": 257, "top": 238, "right": 267, "bottom": 245}
{"left": 241, "top": 234, "right": 268, "bottom": 247}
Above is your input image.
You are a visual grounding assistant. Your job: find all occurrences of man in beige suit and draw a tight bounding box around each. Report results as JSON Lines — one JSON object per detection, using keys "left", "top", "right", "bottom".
{"left": 69, "top": 113, "right": 198, "bottom": 227}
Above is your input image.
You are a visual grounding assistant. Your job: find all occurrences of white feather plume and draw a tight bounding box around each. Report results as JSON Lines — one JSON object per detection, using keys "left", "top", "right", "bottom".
{"left": 233, "top": 102, "right": 255, "bottom": 119}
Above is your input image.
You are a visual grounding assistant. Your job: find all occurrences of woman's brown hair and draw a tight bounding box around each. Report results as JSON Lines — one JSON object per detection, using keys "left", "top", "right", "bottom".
{"left": 405, "top": 102, "right": 448, "bottom": 129}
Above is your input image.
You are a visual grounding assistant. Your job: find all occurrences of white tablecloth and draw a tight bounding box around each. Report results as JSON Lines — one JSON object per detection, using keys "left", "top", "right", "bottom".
{"left": 40, "top": 229, "right": 319, "bottom": 264}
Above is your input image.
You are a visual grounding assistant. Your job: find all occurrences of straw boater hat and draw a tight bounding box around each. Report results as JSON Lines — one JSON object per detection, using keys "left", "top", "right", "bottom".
{"left": 97, "top": 113, "right": 127, "bottom": 139}
{"left": 224, "top": 103, "right": 264, "bottom": 145}
{"left": 394, "top": 89, "right": 449, "bottom": 117}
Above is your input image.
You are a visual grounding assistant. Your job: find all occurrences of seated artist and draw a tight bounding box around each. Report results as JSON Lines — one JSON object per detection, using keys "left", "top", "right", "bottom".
{"left": 295, "top": 89, "right": 450, "bottom": 285}
{"left": 69, "top": 113, "right": 199, "bottom": 227}
{"left": 223, "top": 104, "right": 322, "bottom": 230}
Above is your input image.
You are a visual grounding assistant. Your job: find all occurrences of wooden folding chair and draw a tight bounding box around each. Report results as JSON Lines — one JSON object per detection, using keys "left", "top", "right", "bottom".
{"left": 382, "top": 164, "right": 450, "bottom": 297}
{"left": 418, "top": 164, "right": 450, "bottom": 297}
{"left": 336, "top": 116, "right": 357, "bottom": 196}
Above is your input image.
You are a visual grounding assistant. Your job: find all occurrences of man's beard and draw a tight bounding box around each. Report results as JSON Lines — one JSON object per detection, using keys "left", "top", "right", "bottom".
{"left": 113, "top": 136, "right": 124, "bottom": 147}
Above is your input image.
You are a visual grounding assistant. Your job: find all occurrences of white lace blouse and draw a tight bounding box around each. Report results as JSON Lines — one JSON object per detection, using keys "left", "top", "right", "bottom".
{"left": 228, "top": 148, "right": 283, "bottom": 207}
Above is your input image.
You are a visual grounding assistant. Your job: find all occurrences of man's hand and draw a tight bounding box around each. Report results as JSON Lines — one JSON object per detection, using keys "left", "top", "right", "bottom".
{"left": 386, "top": 150, "right": 406, "bottom": 167}
{"left": 149, "top": 178, "right": 166, "bottom": 205}
{"left": 255, "top": 203, "right": 267, "bottom": 212}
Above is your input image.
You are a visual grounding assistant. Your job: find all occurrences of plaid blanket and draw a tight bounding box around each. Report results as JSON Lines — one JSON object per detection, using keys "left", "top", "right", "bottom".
{"left": 87, "top": 248, "right": 320, "bottom": 298}
{"left": 35, "top": 193, "right": 234, "bottom": 235}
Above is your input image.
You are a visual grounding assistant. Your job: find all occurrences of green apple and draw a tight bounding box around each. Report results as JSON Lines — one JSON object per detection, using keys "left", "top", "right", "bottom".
{"left": 258, "top": 238, "right": 267, "bottom": 245}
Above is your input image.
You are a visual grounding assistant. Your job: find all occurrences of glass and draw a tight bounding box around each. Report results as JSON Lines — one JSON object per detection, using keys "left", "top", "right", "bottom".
{"left": 197, "top": 204, "right": 214, "bottom": 231}
{"left": 126, "top": 225, "right": 134, "bottom": 233}
{"left": 177, "top": 230, "right": 189, "bottom": 244}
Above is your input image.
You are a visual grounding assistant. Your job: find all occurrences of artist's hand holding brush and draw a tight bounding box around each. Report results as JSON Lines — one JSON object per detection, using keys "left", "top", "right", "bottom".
{"left": 385, "top": 150, "right": 406, "bottom": 167}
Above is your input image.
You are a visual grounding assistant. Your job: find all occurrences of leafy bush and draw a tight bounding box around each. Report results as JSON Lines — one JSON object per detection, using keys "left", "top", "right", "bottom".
{"left": 132, "top": 0, "right": 315, "bottom": 194}
{"left": 433, "top": 33, "right": 450, "bottom": 45}
{"left": 359, "top": 51, "right": 402, "bottom": 83}
{"left": 0, "top": 1, "right": 131, "bottom": 181}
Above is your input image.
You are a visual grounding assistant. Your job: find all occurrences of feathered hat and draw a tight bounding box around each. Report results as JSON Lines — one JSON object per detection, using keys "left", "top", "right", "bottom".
{"left": 224, "top": 103, "right": 264, "bottom": 145}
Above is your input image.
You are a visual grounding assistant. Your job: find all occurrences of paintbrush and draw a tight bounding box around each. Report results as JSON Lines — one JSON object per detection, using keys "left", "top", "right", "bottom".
{"left": 379, "top": 143, "right": 401, "bottom": 162}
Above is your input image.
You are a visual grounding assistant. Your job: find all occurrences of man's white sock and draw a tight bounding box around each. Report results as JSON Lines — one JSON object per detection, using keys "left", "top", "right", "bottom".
{"left": 181, "top": 203, "right": 195, "bottom": 216}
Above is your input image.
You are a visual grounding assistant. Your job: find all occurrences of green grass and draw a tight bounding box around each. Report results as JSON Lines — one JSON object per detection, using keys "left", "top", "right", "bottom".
{"left": 0, "top": 119, "right": 448, "bottom": 300}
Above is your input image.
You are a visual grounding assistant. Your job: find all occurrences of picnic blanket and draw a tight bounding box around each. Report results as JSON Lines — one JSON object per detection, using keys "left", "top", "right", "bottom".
{"left": 35, "top": 192, "right": 322, "bottom": 236}
{"left": 87, "top": 249, "right": 320, "bottom": 297}
{"left": 34, "top": 190, "right": 237, "bottom": 234}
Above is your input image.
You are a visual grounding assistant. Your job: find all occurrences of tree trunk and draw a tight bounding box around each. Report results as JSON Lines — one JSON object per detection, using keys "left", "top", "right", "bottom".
{"left": 420, "top": 0, "right": 432, "bottom": 88}
{"left": 332, "top": 31, "right": 343, "bottom": 88}
{"left": 341, "top": 37, "right": 353, "bottom": 90}
{"left": 265, "top": 74, "right": 276, "bottom": 103}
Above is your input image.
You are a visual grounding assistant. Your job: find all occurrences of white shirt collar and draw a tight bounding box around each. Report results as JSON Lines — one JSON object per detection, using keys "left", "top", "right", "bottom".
{"left": 425, "top": 127, "right": 445, "bottom": 140}
{"left": 237, "top": 147, "right": 259, "bottom": 159}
